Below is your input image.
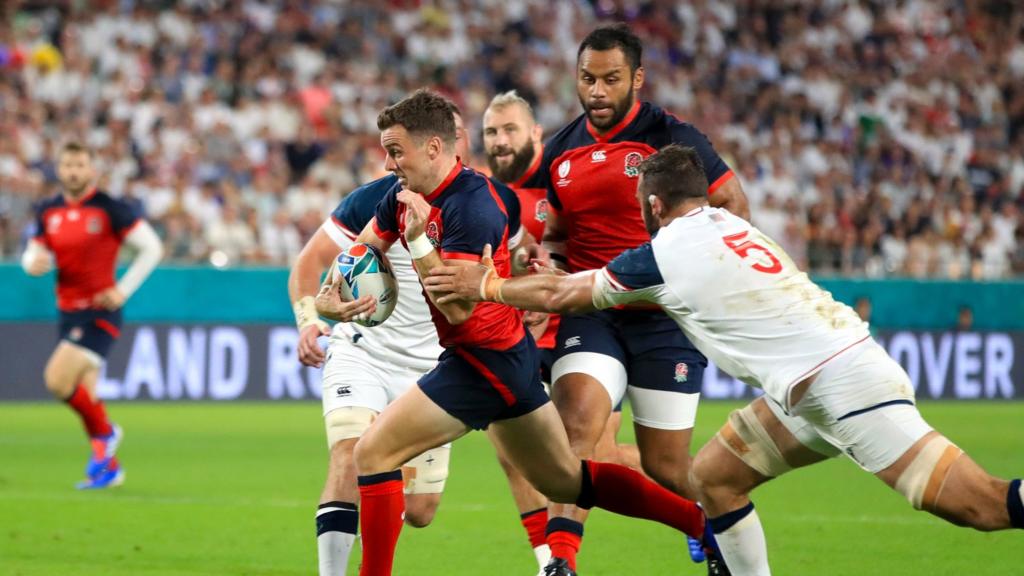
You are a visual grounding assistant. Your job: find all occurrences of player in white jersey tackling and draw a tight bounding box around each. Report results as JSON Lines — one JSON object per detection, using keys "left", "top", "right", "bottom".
{"left": 425, "top": 144, "right": 1024, "bottom": 575}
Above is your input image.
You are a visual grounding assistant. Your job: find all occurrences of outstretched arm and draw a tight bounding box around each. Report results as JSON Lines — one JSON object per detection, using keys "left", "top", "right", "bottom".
{"left": 424, "top": 244, "right": 599, "bottom": 314}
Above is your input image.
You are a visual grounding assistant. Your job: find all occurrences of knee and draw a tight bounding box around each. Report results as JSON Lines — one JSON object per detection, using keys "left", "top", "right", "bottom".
{"left": 689, "top": 449, "right": 739, "bottom": 506}
{"left": 352, "top": 436, "right": 380, "bottom": 476}
{"left": 329, "top": 440, "right": 358, "bottom": 474}
{"left": 531, "top": 462, "right": 581, "bottom": 504}
{"left": 640, "top": 453, "right": 693, "bottom": 499}
{"left": 404, "top": 497, "right": 440, "bottom": 528}
{"left": 43, "top": 364, "right": 68, "bottom": 396}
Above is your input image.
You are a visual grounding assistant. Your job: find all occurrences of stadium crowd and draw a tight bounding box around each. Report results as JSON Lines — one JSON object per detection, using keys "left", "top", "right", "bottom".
{"left": 1, "top": 0, "right": 1023, "bottom": 278}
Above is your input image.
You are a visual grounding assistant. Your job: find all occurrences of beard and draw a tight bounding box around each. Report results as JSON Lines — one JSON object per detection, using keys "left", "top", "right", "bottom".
{"left": 581, "top": 85, "right": 635, "bottom": 131}
{"left": 61, "top": 177, "right": 90, "bottom": 196}
{"left": 486, "top": 141, "right": 536, "bottom": 184}
{"left": 641, "top": 202, "right": 659, "bottom": 236}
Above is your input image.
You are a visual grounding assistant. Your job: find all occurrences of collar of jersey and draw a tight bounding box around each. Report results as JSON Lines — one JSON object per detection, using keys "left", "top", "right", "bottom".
{"left": 423, "top": 159, "right": 463, "bottom": 203}
{"left": 63, "top": 187, "right": 98, "bottom": 206}
{"left": 511, "top": 144, "right": 544, "bottom": 188}
{"left": 586, "top": 100, "right": 642, "bottom": 143}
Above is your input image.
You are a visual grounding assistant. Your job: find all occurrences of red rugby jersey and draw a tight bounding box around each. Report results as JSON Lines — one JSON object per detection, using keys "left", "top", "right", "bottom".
{"left": 534, "top": 101, "right": 735, "bottom": 273}
{"left": 373, "top": 162, "right": 526, "bottom": 351}
{"left": 33, "top": 188, "right": 140, "bottom": 311}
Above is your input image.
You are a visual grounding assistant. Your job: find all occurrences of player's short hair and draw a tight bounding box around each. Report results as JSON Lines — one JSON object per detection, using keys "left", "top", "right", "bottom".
{"left": 638, "top": 144, "right": 708, "bottom": 207}
{"left": 577, "top": 23, "right": 643, "bottom": 72}
{"left": 377, "top": 89, "right": 457, "bottom": 145}
{"left": 60, "top": 141, "right": 93, "bottom": 158}
{"left": 486, "top": 90, "right": 534, "bottom": 118}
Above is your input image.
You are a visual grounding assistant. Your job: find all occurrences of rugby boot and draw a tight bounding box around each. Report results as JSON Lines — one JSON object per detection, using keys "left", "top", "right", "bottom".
{"left": 542, "top": 558, "right": 577, "bottom": 576}
{"left": 85, "top": 423, "right": 123, "bottom": 479}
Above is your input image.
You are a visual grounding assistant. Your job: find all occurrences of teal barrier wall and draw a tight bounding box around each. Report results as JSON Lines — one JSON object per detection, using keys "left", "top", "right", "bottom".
{"left": 2, "top": 263, "right": 1023, "bottom": 329}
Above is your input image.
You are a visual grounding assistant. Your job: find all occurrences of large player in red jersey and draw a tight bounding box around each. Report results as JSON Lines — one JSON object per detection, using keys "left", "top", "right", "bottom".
{"left": 314, "top": 90, "right": 713, "bottom": 576}
{"left": 21, "top": 142, "right": 163, "bottom": 489}
{"left": 528, "top": 25, "right": 749, "bottom": 575}
{"left": 483, "top": 89, "right": 649, "bottom": 571}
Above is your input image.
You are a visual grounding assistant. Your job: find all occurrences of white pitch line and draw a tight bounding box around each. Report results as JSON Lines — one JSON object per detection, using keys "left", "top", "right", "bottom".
{"left": 0, "top": 491, "right": 934, "bottom": 525}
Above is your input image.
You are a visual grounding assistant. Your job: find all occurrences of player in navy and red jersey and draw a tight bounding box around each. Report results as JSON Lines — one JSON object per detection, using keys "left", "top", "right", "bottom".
{"left": 287, "top": 104, "right": 541, "bottom": 575}
{"left": 21, "top": 142, "right": 163, "bottom": 489}
{"left": 314, "top": 90, "right": 713, "bottom": 576}
{"left": 524, "top": 25, "right": 749, "bottom": 575}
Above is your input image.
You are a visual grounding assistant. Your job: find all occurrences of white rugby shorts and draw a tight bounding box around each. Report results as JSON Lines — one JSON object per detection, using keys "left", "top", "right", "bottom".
{"left": 321, "top": 336, "right": 431, "bottom": 416}
{"left": 776, "top": 340, "right": 933, "bottom": 473}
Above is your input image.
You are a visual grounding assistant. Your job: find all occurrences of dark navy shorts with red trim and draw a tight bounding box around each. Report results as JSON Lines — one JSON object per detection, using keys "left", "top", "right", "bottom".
{"left": 419, "top": 334, "right": 549, "bottom": 430}
{"left": 553, "top": 308, "right": 706, "bottom": 394}
{"left": 58, "top": 308, "right": 122, "bottom": 358}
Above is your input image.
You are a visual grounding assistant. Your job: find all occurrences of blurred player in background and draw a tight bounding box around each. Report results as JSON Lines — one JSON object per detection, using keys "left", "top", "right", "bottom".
{"left": 425, "top": 143, "right": 1024, "bottom": 575}
{"left": 21, "top": 141, "right": 163, "bottom": 489}
{"left": 290, "top": 101, "right": 553, "bottom": 574}
{"left": 315, "top": 90, "right": 715, "bottom": 576}
{"left": 527, "top": 24, "right": 748, "bottom": 574}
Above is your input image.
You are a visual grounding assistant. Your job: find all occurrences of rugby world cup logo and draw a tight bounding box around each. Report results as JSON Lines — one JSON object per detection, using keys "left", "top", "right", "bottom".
{"left": 624, "top": 152, "right": 643, "bottom": 178}
{"left": 558, "top": 160, "right": 571, "bottom": 179}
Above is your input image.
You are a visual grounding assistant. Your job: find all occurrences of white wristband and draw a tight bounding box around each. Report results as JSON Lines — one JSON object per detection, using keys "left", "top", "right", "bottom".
{"left": 408, "top": 234, "right": 435, "bottom": 260}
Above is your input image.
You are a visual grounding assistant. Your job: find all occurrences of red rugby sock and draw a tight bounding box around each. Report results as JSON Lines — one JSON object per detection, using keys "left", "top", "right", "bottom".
{"left": 65, "top": 384, "right": 113, "bottom": 437}
{"left": 358, "top": 471, "right": 405, "bottom": 576}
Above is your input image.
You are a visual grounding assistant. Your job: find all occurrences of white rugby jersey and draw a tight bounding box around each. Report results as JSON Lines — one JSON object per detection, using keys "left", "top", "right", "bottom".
{"left": 323, "top": 176, "right": 441, "bottom": 372}
{"left": 591, "top": 206, "right": 870, "bottom": 407}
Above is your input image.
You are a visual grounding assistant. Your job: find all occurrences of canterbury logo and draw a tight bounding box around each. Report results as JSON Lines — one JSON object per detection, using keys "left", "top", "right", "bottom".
{"left": 564, "top": 336, "right": 581, "bottom": 348}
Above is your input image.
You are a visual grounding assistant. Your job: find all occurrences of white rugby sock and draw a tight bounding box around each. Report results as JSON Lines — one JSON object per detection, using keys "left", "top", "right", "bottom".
{"left": 533, "top": 543, "right": 552, "bottom": 569}
{"left": 711, "top": 504, "right": 771, "bottom": 576}
{"left": 317, "top": 502, "right": 358, "bottom": 575}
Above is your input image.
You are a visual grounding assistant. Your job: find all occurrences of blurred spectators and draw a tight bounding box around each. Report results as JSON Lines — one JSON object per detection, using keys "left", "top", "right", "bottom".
{"left": 0, "top": 0, "right": 1021, "bottom": 278}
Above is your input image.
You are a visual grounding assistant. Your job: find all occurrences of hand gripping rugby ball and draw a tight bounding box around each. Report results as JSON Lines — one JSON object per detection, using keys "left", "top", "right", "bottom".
{"left": 332, "top": 243, "right": 398, "bottom": 327}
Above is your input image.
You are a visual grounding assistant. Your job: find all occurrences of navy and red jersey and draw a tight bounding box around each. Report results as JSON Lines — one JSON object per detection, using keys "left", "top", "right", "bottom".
{"left": 372, "top": 162, "right": 526, "bottom": 351}
{"left": 332, "top": 173, "right": 522, "bottom": 245}
{"left": 527, "top": 101, "right": 734, "bottom": 273}
{"left": 508, "top": 145, "right": 560, "bottom": 349}
{"left": 32, "top": 188, "right": 140, "bottom": 312}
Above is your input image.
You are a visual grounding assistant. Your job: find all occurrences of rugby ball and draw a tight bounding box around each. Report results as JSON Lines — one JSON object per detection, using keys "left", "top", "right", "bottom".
{"left": 332, "top": 243, "right": 398, "bottom": 327}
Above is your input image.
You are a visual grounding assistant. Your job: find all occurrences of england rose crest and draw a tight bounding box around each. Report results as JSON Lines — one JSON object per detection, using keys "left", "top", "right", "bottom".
{"left": 674, "top": 362, "right": 689, "bottom": 383}
{"left": 425, "top": 221, "right": 441, "bottom": 247}
{"left": 535, "top": 199, "right": 549, "bottom": 223}
{"left": 624, "top": 152, "right": 643, "bottom": 178}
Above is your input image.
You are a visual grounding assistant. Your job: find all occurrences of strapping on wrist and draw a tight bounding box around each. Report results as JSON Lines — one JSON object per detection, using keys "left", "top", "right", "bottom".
{"left": 408, "top": 233, "right": 435, "bottom": 260}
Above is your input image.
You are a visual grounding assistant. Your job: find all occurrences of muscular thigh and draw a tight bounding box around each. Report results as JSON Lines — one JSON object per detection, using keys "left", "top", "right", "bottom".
{"left": 551, "top": 311, "right": 628, "bottom": 408}
{"left": 622, "top": 310, "right": 705, "bottom": 431}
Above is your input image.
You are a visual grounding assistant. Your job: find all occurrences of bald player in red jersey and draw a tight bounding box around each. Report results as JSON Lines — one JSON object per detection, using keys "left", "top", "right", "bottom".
{"left": 314, "top": 90, "right": 713, "bottom": 576}
{"left": 525, "top": 25, "right": 748, "bottom": 575}
{"left": 21, "top": 142, "right": 163, "bottom": 489}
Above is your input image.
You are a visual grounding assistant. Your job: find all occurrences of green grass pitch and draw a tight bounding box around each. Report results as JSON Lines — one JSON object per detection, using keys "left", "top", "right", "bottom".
{"left": 0, "top": 401, "right": 1021, "bottom": 575}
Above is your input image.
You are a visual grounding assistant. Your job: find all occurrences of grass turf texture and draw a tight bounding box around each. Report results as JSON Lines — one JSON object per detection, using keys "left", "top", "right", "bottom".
{"left": 0, "top": 401, "right": 1021, "bottom": 575}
